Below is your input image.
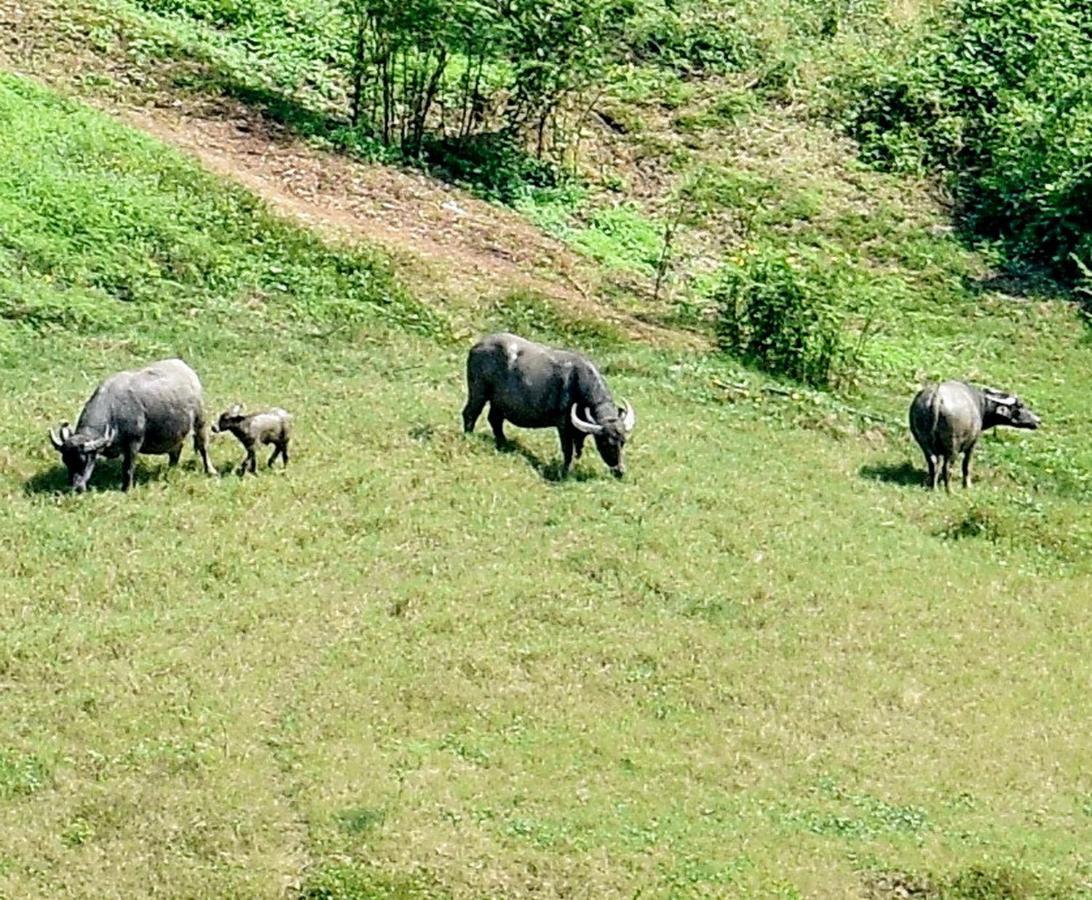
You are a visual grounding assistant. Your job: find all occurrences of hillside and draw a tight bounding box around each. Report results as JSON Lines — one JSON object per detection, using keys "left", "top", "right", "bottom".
{"left": 2, "top": 1, "right": 1092, "bottom": 897}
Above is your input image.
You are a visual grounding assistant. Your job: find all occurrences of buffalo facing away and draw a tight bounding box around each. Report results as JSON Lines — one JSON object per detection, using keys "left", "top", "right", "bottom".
{"left": 462, "top": 332, "right": 636, "bottom": 478}
{"left": 909, "top": 380, "right": 1040, "bottom": 491}
{"left": 49, "top": 358, "right": 217, "bottom": 492}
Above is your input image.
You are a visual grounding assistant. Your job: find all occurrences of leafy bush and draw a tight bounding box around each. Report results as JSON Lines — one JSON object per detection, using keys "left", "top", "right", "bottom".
{"left": 714, "top": 247, "right": 863, "bottom": 388}
{"left": 138, "top": 0, "right": 257, "bottom": 26}
{"left": 839, "top": 0, "right": 1092, "bottom": 275}
{"left": 626, "top": 4, "right": 757, "bottom": 74}
{"left": 420, "top": 131, "right": 561, "bottom": 204}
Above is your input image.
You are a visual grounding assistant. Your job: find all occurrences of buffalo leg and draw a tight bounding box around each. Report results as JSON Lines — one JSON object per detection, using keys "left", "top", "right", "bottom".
{"left": 559, "top": 427, "right": 574, "bottom": 477}
{"left": 193, "top": 419, "right": 218, "bottom": 476}
{"left": 488, "top": 407, "right": 507, "bottom": 448}
{"left": 573, "top": 433, "right": 586, "bottom": 459}
{"left": 962, "top": 444, "right": 976, "bottom": 490}
{"left": 237, "top": 445, "right": 255, "bottom": 477}
{"left": 926, "top": 454, "right": 938, "bottom": 490}
{"left": 462, "top": 388, "right": 488, "bottom": 433}
{"left": 268, "top": 442, "right": 288, "bottom": 468}
{"left": 940, "top": 456, "right": 952, "bottom": 494}
{"left": 121, "top": 447, "right": 137, "bottom": 492}
{"left": 168, "top": 445, "right": 182, "bottom": 468}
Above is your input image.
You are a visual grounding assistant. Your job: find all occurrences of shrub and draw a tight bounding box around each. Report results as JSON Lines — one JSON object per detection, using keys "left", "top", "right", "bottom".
{"left": 626, "top": 4, "right": 757, "bottom": 74}
{"left": 714, "top": 247, "right": 860, "bottom": 388}
{"left": 137, "top": 0, "right": 257, "bottom": 26}
{"left": 420, "top": 131, "right": 561, "bottom": 204}
{"left": 839, "top": 0, "right": 1092, "bottom": 275}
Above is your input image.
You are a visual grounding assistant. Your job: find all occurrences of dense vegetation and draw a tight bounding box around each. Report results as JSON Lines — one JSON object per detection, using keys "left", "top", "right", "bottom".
{"left": 2, "top": 0, "right": 1092, "bottom": 896}
{"left": 841, "top": 0, "right": 1092, "bottom": 277}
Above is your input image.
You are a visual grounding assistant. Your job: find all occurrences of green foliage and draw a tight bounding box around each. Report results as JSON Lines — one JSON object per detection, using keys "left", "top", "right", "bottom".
{"left": 840, "top": 0, "right": 1092, "bottom": 274}
{"left": 300, "top": 864, "right": 438, "bottom": 899}
{"left": 420, "top": 131, "right": 562, "bottom": 204}
{"left": 132, "top": 0, "right": 637, "bottom": 172}
{"left": 139, "top": 0, "right": 256, "bottom": 26}
{"left": 570, "top": 203, "right": 666, "bottom": 276}
{"left": 0, "top": 751, "right": 49, "bottom": 799}
{"left": 626, "top": 3, "right": 757, "bottom": 74}
{"left": 714, "top": 247, "right": 865, "bottom": 388}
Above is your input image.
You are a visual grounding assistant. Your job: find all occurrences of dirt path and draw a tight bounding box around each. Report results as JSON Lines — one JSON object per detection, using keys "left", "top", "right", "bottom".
{"left": 125, "top": 104, "right": 596, "bottom": 312}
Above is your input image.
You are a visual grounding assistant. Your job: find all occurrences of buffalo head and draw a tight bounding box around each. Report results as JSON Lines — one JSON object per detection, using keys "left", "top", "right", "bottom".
{"left": 982, "top": 388, "right": 1041, "bottom": 431}
{"left": 570, "top": 400, "right": 636, "bottom": 478}
{"left": 49, "top": 423, "right": 117, "bottom": 492}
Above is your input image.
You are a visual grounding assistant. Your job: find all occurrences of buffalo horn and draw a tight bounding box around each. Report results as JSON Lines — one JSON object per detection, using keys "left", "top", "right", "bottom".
{"left": 89, "top": 425, "right": 117, "bottom": 451}
{"left": 570, "top": 404, "right": 604, "bottom": 435}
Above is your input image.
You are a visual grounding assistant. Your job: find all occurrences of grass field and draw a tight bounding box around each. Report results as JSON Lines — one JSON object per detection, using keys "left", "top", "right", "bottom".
{"left": 2, "top": 42, "right": 1092, "bottom": 900}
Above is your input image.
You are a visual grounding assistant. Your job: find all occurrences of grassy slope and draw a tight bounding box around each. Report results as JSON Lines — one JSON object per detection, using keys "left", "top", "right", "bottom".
{"left": 1, "top": 19, "right": 1092, "bottom": 900}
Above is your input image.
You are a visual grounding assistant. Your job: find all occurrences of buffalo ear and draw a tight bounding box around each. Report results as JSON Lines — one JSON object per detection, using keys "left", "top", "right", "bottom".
{"left": 619, "top": 399, "right": 636, "bottom": 433}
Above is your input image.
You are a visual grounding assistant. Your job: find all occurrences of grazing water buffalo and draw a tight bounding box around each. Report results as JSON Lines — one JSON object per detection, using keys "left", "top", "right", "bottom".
{"left": 49, "top": 358, "right": 217, "bottom": 492}
{"left": 909, "top": 380, "right": 1040, "bottom": 491}
{"left": 212, "top": 404, "right": 292, "bottom": 476}
{"left": 462, "top": 332, "right": 636, "bottom": 478}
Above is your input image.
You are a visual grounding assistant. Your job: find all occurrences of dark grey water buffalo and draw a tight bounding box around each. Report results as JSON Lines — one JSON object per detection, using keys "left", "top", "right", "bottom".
{"left": 462, "top": 332, "right": 636, "bottom": 478}
{"left": 909, "top": 380, "right": 1040, "bottom": 491}
{"left": 212, "top": 404, "right": 292, "bottom": 476}
{"left": 49, "top": 358, "right": 217, "bottom": 492}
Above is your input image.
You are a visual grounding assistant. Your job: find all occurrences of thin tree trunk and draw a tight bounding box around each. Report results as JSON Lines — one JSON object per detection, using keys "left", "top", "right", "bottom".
{"left": 413, "top": 47, "right": 448, "bottom": 153}
{"left": 349, "top": 11, "right": 366, "bottom": 126}
{"left": 457, "top": 46, "right": 474, "bottom": 138}
{"left": 466, "top": 54, "right": 485, "bottom": 138}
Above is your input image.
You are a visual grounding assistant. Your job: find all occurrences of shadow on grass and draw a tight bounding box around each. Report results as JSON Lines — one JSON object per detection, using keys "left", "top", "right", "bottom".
{"left": 222, "top": 81, "right": 358, "bottom": 146}
{"left": 469, "top": 432, "right": 598, "bottom": 483}
{"left": 23, "top": 459, "right": 203, "bottom": 496}
{"left": 859, "top": 460, "right": 923, "bottom": 488}
{"left": 964, "top": 268, "right": 1074, "bottom": 303}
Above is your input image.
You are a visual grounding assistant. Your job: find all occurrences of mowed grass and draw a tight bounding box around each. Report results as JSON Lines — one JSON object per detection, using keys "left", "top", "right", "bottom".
{"left": 2, "top": 75, "right": 1092, "bottom": 898}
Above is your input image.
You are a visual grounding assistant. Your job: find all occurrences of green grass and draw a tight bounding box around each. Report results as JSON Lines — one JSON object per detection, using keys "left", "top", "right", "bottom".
{"left": 3, "top": 69, "right": 1092, "bottom": 900}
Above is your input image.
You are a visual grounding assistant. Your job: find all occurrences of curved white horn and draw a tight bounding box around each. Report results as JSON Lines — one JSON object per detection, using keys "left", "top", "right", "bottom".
{"left": 619, "top": 399, "right": 636, "bottom": 433}
{"left": 49, "top": 428, "right": 64, "bottom": 451}
{"left": 90, "top": 425, "right": 117, "bottom": 451}
{"left": 570, "top": 404, "right": 604, "bottom": 435}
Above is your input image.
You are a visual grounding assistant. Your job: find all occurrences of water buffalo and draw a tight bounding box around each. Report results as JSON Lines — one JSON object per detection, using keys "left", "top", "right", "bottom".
{"left": 909, "top": 380, "right": 1040, "bottom": 491}
{"left": 462, "top": 332, "right": 636, "bottom": 478}
{"left": 49, "top": 358, "right": 217, "bottom": 492}
{"left": 212, "top": 404, "right": 292, "bottom": 476}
